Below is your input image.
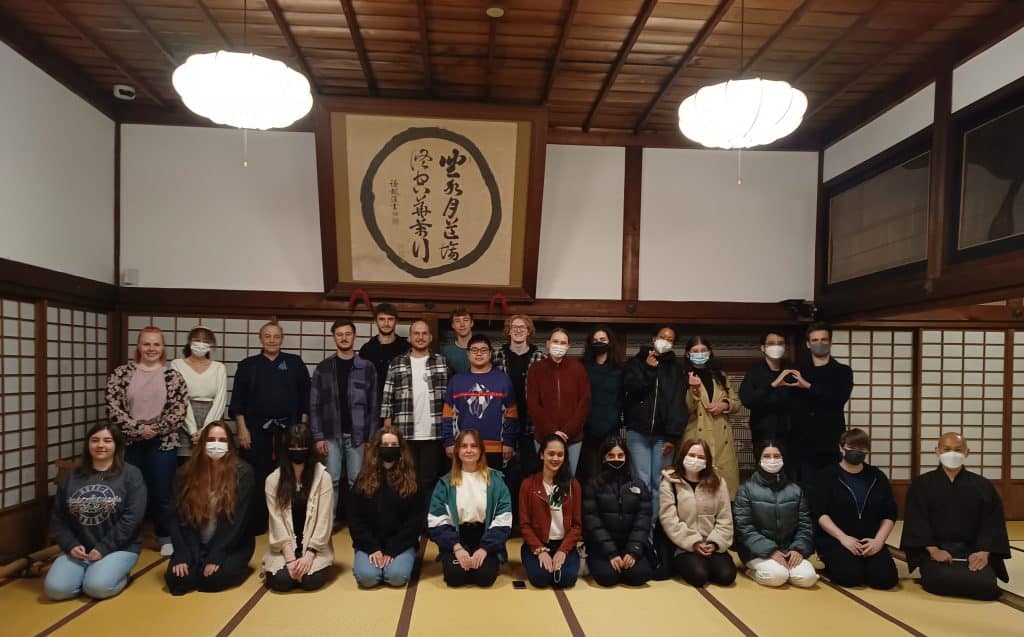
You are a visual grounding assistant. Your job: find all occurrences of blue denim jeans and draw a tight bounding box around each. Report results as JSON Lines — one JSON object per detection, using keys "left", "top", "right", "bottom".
{"left": 44, "top": 551, "right": 140, "bottom": 600}
{"left": 520, "top": 541, "right": 580, "bottom": 589}
{"left": 625, "top": 430, "right": 668, "bottom": 499}
{"left": 352, "top": 547, "right": 416, "bottom": 588}
{"left": 125, "top": 437, "right": 177, "bottom": 544}
{"left": 325, "top": 435, "right": 364, "bottom": 512}
{"left": 534, "top": 440, "right": 582, "bottom": 475}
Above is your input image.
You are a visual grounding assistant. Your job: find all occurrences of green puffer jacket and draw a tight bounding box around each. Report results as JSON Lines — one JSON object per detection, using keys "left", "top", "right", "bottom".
{"left": 732, "top": 470, "right": 814, "bottom": 564}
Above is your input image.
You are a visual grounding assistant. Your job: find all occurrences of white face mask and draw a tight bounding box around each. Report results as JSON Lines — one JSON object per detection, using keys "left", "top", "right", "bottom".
{"left": 653, "top": 338, "right": 673, "bottom": 355}
{"left": 190, "top": 341, "right": 212, "bottom": 357}
{"left": 938, "top": 451, "right": 965, "bottom": 470}
{"left": 548, "top": 344, "right": 569, "bottom": 358}
{"left": 206, "top": 441, "right": 228, "bottom": 460}
{"left": 760, "top": 458, "right": 784, "bottom": 474}
{"left": 682, "top": 456, "right": 706, "bottom": 473}
{"left": 764, "top": 345, "right": 785, "bottom": 360}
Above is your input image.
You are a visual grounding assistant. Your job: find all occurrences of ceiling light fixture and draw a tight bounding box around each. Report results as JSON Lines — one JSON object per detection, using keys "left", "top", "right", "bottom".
{"left": 485, "top": 6, "right": 505, "bottom": 19}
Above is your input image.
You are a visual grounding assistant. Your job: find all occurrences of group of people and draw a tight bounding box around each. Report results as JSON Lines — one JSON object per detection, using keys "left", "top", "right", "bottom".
{"left": 42, "top": 307, "right": 1010, "bottom": 605}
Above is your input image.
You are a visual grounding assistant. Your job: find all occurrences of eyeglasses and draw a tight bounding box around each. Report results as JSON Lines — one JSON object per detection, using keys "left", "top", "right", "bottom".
{"left": 469, "top": 348, "right": 491, "bottom": 355}
{"left": 510, "top": 325, "right": 528, "bottom": 332}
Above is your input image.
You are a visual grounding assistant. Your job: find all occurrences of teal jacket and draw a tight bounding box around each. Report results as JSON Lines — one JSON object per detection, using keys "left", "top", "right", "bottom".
{"left": 733, "top": 470, "right": 815, "bottom": 564}
{"left": 427, "top": 470, "right": 513, "bottom": 562}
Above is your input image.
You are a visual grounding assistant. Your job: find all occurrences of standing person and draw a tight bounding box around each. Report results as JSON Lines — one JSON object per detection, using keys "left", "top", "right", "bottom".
{"left": 788, "top": 322, "right": 854, "bottom": 482}
{"left": 171, "top": 326, "right": 228, "bottom": 464}
{"left": 106, "top": 326, "right": 189, "bottom": 556}
{"left": 527, "top": 328, "right": 591, "bottom": 473}
{"left": 810, "top": 428, "right": 898, "bottom": 590}
{"left": 229, "top": 322, "right": 311, "bottom": 535}
{"left": 165, "top": 424, "right": 255, "bottom": 595}
{"left": 579, "top": 326, "right": 623, "bottom": 482}
{"left": 623, "top": 326, "right": 686, "bottom": 499}
{"left": 441, "top": 308, "right": 474, "bottom": 375}
{"left": 739, "top": 330, "right": 795, "bottom": 451}
{"left": 519, "top": 434, "right": 583, "bottom": 589}
{"left": 733, "top": 442, "right": 817, "bottom": 588}
{"left": 427, "top": 429, "right": 513, "bottom": 588}
{"left": 442, "top": 335, "right": 518, "bottom": 471}
{"left": 45, "top": 424, "right": 146, "bottom": 601}
{"left": 262, "top": 424, "right": 334, "bottom": 592}
{"left": 358, "top": 303, "right": 410, "bottom": 413}
{"left": 901, "top": 432, "right": 1010, "bottom": 600}
{"left": 310, "top": 319, "right": 378, "bottom": 514}
{"left": 659, "top": 439, "right": 736, "bottom": 588}
{"left": 581, "top": 436, "right": 653, "bottom": 587}
{"left": 492, "top": 314, "right": 547, "bottom": 497}
{"left": 381, "top": 319, "right": 449, "bottom": 504}
{"left": 349, "top": 426, "right": 424, "bottom": 588}
{"left": 682, "top": 336, "right": 740, "bottom": 499}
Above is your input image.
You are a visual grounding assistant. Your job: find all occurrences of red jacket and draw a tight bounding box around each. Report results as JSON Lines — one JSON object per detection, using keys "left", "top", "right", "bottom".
{"left": 525, "top": 356, "right": 591, "bottom": 443}
{"left": 518, "top": 474, "right": 582, "bottom": 554}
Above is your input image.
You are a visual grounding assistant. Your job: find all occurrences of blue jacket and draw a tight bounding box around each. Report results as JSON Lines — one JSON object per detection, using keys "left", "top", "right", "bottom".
{"left": 427, "top": 470, "right": 512, "bottom": 562}
{"left": 310, "top": 354, "right": 378, "bottom": 446}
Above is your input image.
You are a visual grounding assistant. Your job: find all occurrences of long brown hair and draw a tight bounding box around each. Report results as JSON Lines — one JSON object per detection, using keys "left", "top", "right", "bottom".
{"left": 275, "top": 424, "right": 320, "bottom": 509}
{"left": 76, "top": 423, "right": 125, "bottom": 478}
{"left": 175, "top": 424, "right": 240, "bottom": 527}
{"left": 354, "top": 425, "right": 417, "bottom": 498}
{"left": 672, "top": 438, "right": 721, "bottom": 493}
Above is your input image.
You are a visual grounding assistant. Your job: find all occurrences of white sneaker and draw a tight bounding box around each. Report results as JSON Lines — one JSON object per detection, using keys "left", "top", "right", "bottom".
{"left": 160, "top": 543, "right": 174, "bottom": 557}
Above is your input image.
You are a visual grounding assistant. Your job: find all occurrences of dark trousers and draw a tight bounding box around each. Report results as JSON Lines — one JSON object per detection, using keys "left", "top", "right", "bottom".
{"left": 506, "top": 434, "right": 539, "bottom": 534}
{"left": 919, "top": 559, "right": 1001, "bottom": 601}
{"left": 521, "top": 541, "right": 580, "bottom": 589}
{"left": 672, "top": 551, "right": 737, "bottom": 587}
{"left": 265, "top": 567, "right": 330, "bottom": 592}
{"left": 575, "top": 434, "right": 605, "bottom": 484}
{"left": 409, "top": 439, "right": 445, "bottom": 503}
{"left": 587, "top": 553, "right": 653, "bottom": 587}
{"left": 440, "top": 522, "right": 500, "bottom": 588}
{"left": 164, "top": 549, "right": 252, "bottom": 595}
{"left": 820, "top": 544, "right": 898, "bottom": 590}
{"left": 240, "top": 427, "right": 281, "bottom": 535}
{"left": 125, "top": 438, "right": 177, "bottom": 541}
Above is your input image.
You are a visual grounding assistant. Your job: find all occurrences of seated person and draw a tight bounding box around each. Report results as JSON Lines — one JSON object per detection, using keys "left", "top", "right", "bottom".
{"left": 901, "top": 432, "right": 1010, "bottom": 601}
{"left": 811, "top": 428, "right": 898, "bottom": 589}
{"left": 428, "top": 428, "right": 512, "bottom": 587}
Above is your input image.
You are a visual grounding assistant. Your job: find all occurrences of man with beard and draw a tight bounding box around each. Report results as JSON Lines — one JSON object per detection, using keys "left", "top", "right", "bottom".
{"left": 359, "top": 303, "right": 410, "bottom": 416}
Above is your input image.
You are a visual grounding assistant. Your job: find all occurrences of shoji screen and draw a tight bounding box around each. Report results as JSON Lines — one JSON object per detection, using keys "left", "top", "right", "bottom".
{"left": 1, "top": 298, "right": 36, "bottom": 509}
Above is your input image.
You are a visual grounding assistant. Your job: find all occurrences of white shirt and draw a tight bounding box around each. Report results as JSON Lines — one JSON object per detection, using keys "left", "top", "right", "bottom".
{"left": 456, "top": 470, "right": 488, "bottom": 524}
{"left": 543, "top": 481, "right": 564, "bottom": 541}
{"left": 170, "top": 358, "right": 227, "bottom": 434}
{"left": 410, "top": 354, "right": 433, "bottom": 440}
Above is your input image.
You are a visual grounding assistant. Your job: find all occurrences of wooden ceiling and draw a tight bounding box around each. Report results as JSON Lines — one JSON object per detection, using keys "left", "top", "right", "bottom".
{"left": 2, "top": 0, "right": 1021, "bottom": 146}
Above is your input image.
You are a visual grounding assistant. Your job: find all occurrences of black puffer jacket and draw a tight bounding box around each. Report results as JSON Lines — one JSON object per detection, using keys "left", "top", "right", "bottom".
{"left": 582, "top": 476, "right": 652, "bottom": 559}
{"left": 622, "top": 347, "right": 687, "bottom": 437}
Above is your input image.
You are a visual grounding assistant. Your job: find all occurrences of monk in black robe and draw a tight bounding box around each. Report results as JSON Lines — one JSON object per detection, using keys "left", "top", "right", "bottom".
{"left": 901, "top": 432, "right": 1010, "bottom": 600}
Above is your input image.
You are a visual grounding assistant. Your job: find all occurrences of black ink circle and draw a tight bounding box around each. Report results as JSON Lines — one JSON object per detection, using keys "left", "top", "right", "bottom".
{"left": 360, "top": 127, "right": 502, "bottom": 278}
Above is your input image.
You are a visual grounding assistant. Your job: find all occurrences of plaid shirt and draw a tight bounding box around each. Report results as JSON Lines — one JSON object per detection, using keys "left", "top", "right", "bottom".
{"left": 380, "top": 352, "right": 449, "bottom": 440}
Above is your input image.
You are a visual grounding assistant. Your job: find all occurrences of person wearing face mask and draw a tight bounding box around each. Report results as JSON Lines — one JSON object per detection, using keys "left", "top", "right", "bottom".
{"left": 107, "top": 326, "right": 189, "bottom": 557}
{"left": 578, "top": 327, "right": 624, "bottom": 482}
{"left": 733, "top": 442, "right": 817, "bottom": 588}
{"left": 809, "top": 428, "right": 898, "bottom": 590}
{"left": 788, "top": 322, "right": 854, "bottom": 482}
{"left": 900, "top": 432, "right": 1010, "bottom": 600}
{"left": 526, "top": 328, "right": 591, "bottom": 474}
{"left": 262, "top": 424, "right": 334, "bottom": 592}
{"left": 739, "top": 330, "right": 795, "bottom": 454}
{"left": 165, "top": 424, "right": 255, "bottom": 595}
{"left": 623, "top": 325, "right": 686, "bottom": 500}
{"left": 581, "top": 437, "right": 653, "bottom": 587}
{"left": 659, "top": 439, "right": 736, "bottom": 588}
{"left": 519, "top": 434, "right": 583, "bottom": 589}
{"left": 171, "top": 326, "right": 228, "bottom": 465}
{"left": 348, "top": 427, "right": 424, "bottom": 588}
{"left": 682, "top": 336, "right": 740, "bottom": 500}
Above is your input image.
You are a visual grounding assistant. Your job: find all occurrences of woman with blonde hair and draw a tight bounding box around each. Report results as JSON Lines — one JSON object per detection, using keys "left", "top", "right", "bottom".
{"left": 427, "top": 428, "right": 513, "bottom": 587}
{"left": 349, "top": 425, "right": 423, "bottom": 588}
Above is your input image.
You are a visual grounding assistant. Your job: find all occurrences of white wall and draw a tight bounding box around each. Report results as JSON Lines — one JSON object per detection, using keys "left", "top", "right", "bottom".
{"left": 953, "top": 26, "right": 1024, "bottom": 112}
{"left": 0, "top": 43, "right": 115, "bottom": 283}
{"left": 120, "top": 125, "right": 323, "bottom": 291}
{"left": 537, "top": 145, "right": 623, "bottom": 299}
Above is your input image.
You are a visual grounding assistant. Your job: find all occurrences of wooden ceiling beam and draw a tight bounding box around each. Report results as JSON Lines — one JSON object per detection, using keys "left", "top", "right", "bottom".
{"left": 484, "top": 16, "right": 497, "bottom": 100}
{"left": 194, "top": 0, "right": 233, "bottom": 50}
{"left": 44, "top": 0, "right": 168, "bottom": 108}
{"left": 582, "top": 0, "right": 658, "bottom": 132}
{"left": 265, "top": 0, "right": 318, "bottom": 91}
{"left": 739, "top": 0, "right": 816, "bottom": 78}
{"left": 337, "top": 0, "right": 376, "bottom": 96}
{"left": 541, "top": 0, "right": 580, "bottom": 105}
{"left": 790, "top": 0, "right": 892, "bottom": 84}
{"left": 414, "top": 0, "right": 432, "bottom": 95}
{"left": 114, "top": 0, "right": 178, "bottom": 66}
{"left": 632, "top": 0, "right": 736, "bottom": 133}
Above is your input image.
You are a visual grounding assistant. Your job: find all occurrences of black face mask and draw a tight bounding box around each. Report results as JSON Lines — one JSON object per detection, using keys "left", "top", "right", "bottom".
{"left": 591, "top": 342, "right": 610, "bottom": 354}
{"left": 843, "top": 449, "right": 866, "bottom": 465}
{"left": 379, "top": 447, "right": 401, "bottom": 463}
{"left": 605, "top": 459, "right": 626, "bottom": 471}
{"left": 288, "top": 448, "right": 310, "bottom": 465}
